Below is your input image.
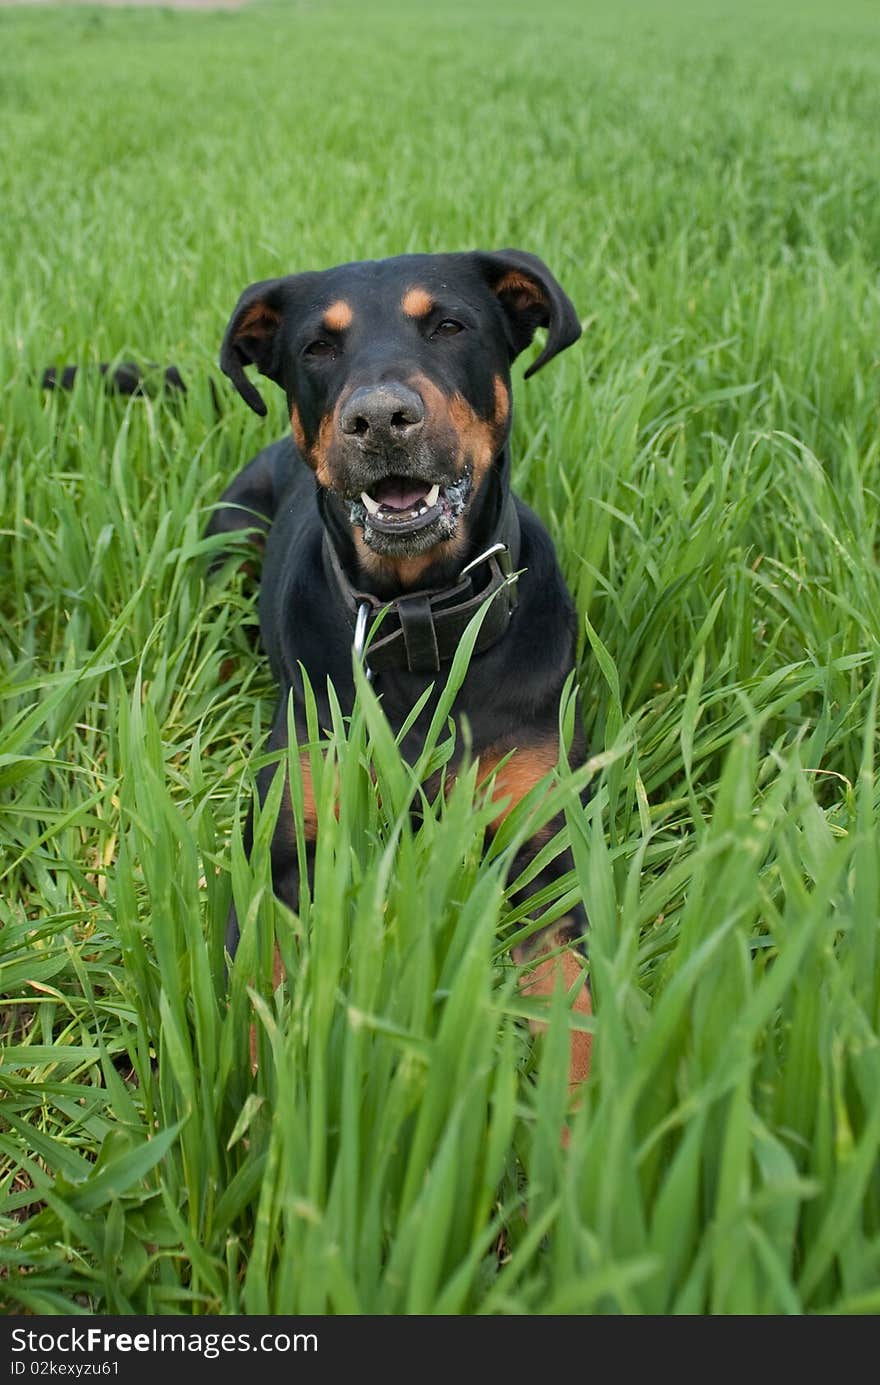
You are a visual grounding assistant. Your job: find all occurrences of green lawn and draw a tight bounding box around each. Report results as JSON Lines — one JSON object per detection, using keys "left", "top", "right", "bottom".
{"left": 1, "top": 0, "right": 879, "bottom": 1314}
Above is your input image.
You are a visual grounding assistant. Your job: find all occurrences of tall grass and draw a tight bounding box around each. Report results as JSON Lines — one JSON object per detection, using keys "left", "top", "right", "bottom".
{"left": 1, "top": 0, "right": 879, "bottom": 1314}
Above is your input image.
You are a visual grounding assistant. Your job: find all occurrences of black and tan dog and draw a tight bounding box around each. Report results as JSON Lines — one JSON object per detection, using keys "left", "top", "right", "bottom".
{"left": 210, "top": 249, "right": 592, "bottom": 1089}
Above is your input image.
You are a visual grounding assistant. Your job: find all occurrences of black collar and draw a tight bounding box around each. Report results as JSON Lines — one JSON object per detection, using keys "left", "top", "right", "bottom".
{"left": 321, "top": 491, "right": 521, "bottom": 677}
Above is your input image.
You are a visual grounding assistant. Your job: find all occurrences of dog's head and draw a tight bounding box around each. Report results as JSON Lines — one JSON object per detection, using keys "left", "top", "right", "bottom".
{"left": 220, "top": 250, "right": 580, "bottom": 567}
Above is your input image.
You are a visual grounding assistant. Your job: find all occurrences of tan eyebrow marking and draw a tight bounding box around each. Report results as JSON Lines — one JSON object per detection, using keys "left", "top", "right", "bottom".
{"left": 493, "top": 373, "right": 510, "bottom": 425}
{"left": 322, "top": 300, "right": 353, "bottom": 332}
{"left": 290, "top": 403, "right": 306, "bottom": 453}
{"left": 402, "top": 286, "right": 435, "bottom": 318}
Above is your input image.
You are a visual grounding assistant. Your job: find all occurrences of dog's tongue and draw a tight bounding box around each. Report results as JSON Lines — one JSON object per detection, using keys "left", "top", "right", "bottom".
{"left": 373, "top": 476, "right": 429, "bottom": 511}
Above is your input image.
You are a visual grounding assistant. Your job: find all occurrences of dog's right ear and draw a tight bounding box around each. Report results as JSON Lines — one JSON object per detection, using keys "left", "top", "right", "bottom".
{"left": 219, "top": 277, "right": 289, "bottom": 417}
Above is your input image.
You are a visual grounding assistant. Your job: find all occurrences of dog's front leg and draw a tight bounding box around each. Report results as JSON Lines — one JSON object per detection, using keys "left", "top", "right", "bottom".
{"left": 512, "top": 910, "right": 592, "bottom": 1093}
{"left": 228, "top": 744, "right": 319, "bottom": 1071}
{"left": 224, "top": 769, "right": 313, "bottom": 962}
{"left": 226, "top": 702, "right": 319, "bottom": 992}
{"left": 475, "top": 748, "right": 593, "bottom": 1095}
{"left": 508, "top": 843, "right": 592, "bottom": 1096}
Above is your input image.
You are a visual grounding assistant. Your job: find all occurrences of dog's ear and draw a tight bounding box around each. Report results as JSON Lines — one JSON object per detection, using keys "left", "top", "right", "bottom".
{"left": 478, "top": 249, "right": 581, "bottom": 378}
{"left": 219, "top": 277, "right": 290, "bottom": 416}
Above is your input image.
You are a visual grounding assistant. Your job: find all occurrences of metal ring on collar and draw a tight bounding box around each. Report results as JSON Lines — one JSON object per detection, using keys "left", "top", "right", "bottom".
{"left": 353, "top": 601, "right": 374, "bottom": 683}
{"left": 460, "top": 541, "right": 508, "bottom": 578}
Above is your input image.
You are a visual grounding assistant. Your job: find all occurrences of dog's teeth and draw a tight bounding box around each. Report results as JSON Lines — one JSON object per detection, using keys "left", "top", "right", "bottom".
{"left": 425, "top": 484, "right": 440, "bottom": 506}
{"left": 361, "top": 491, "right": 381, "bottom": 515}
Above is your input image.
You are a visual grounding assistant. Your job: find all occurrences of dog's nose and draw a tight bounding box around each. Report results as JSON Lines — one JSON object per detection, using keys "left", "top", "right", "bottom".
{"left": 340, "top": 383, "right": 425, "bottom": 445}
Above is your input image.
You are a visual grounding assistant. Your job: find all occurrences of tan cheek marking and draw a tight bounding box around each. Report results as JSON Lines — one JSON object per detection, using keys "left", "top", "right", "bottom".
{"left": 477, "top": 739, "right": 559, "bottom": 830}
{"left": 494, "top": 270, "right": 548, "bottom": 313}
{"left": 448, "top": 393, "right": 498, "bottom": 486}
{"left": 409, "top": 372, "right": 447, "bottom": 419}
{"left": 402, "top": 287, "right": 435, "bottom": 318}
{"left": 310, "top": 414, "right": 335, "bottom": 488}
{"left": 290, "top": 403, "right": 306, "bottom": 453}
{"left": 410, "top": 368, "right": 498, "bottom": 475}
{"left": 493, "top": 374, "right": 510, "bottom": 426}
{"left": 322, "top": 299, "right": 353, "bottom": 332}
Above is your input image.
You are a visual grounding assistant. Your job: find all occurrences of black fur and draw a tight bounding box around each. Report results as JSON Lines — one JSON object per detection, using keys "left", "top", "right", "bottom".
{"left": 209, "top": 250, "right": 586, "bottom": 958}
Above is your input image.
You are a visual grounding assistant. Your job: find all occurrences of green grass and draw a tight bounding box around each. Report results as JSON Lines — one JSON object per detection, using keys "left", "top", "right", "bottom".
{"left": 1, "top": 0, "right": 879, "bottom": 1315}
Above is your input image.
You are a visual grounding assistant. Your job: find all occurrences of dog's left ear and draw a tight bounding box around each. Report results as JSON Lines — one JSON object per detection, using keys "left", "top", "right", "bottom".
{"left": 219, "top": 277, "right": 290, "bottom": 417}
{"left": 477, "top": 249, "right": 581, "bottom": 378}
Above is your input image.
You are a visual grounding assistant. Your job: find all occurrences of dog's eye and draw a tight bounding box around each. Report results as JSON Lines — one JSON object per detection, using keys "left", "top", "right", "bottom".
{"left": 303, "top": 340, "right": 337, "bottom": 359}
{"left": 431, "top": 319, "right": 464, "bottom": 338}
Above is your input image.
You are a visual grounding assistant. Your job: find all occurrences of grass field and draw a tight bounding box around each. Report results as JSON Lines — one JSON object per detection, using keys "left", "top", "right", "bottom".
{"left": 1, "top": 0, "right": 879, "bottom": 1316}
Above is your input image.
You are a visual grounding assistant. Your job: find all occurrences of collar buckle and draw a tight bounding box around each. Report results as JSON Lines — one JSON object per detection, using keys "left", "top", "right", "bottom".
{"left": 461, "top": 540, "right": 518, "bottom": 609}
{"left": 330, "top": 490, "right": 521, "bottom": 677}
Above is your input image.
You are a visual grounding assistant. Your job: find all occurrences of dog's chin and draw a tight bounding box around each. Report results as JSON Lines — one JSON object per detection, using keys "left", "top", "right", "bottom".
{"left": 344, "top": 472, "right": 471, "bottom": 557}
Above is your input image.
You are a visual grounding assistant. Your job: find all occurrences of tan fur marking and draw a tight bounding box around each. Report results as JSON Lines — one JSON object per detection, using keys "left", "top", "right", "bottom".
{"left": 290, "top": 403, "right": 306, "bottom": 453}
{"left": 402, "top": 286, "right": 435, "bottom": 318}
{"left": 272, "top": 945, "right": 285, "bottom": 989}
{"left": 311, "top": 414, "right": 334, "bottom": 488}
{"left": 236, "top": 301, "right": 282, "bottom": 339}
{"left": 517, "top": 934, "right": 592, "bottom": 1091}
{"left": 323, "top": 299, "right": 353, "bottom": 332}
{"left": 295, "top": 750, "right": 319, "bottom": 839}
{"left": 342, "top": 369, "right": 487, "bottom": 587}
{"left": 494, "top": 270, "right": 548, "bottom": 311}
{"left": 493, "top": 373, "right": 510, "bottom": 425}
{"left": 448, "top": 393, "right": 495, "bottom": 487}
{"left": 353, "top": 528, "right": 467, "bottom": 589}
{"left": 273, "top": 748, "right": 344, "bottom": 866}
{"left": 477, "top": 738, "right": 558, "bottom": 830}
{"left": 407, "top": 373, "right": 449, "bottom": 429}
{"left": 342, "top": 370, "right": 506, "bottom": 588}
{"left": 410, "top": 372, "right": 499, "bottom": 489}
{"left": 269, "top": 750, "right": 322, "bottom": 860}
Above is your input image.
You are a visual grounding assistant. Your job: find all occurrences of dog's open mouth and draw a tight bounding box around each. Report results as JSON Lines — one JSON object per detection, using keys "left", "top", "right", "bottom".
{"left": 346, "top": 471, "right": 471, "bottom": 552}
{"left": 359, "top": 475, "right": 444, "bottom": 535}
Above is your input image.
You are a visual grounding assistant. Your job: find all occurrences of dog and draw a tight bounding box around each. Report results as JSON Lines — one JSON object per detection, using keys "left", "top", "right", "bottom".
{"left": 209, "top": 249, "right": 592, "bottom": 1091}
